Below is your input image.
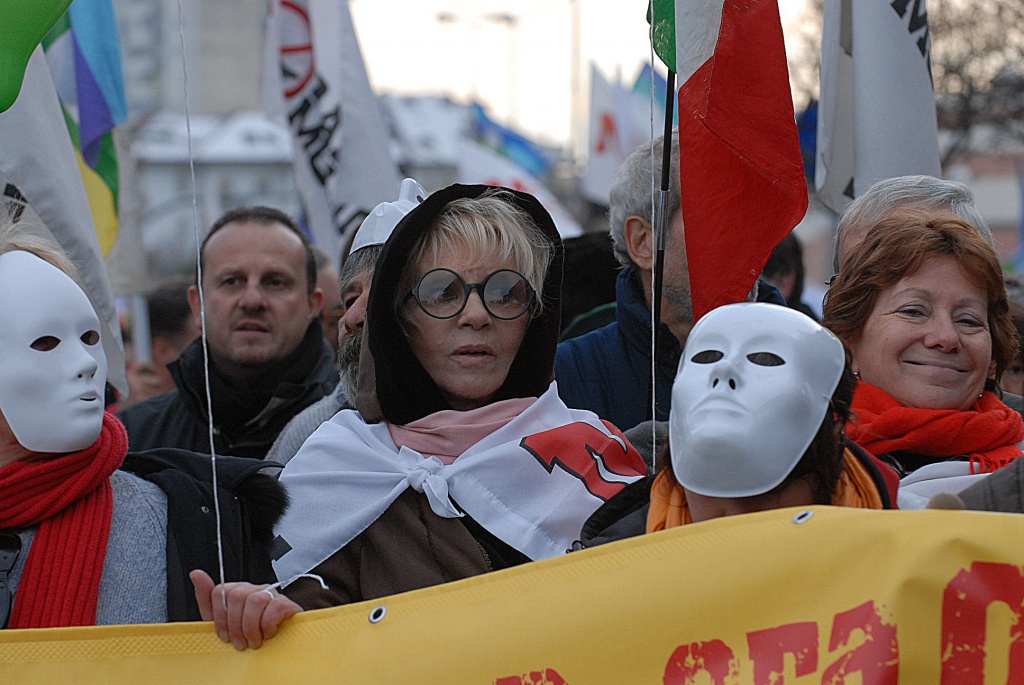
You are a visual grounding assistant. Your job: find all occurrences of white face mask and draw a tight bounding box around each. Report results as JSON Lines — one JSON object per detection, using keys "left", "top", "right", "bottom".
{"left": 669, "top": 303, "right": 844, "bottom": 498}
{"left": 0, "top": 251, "right": 107, "bottom": 453}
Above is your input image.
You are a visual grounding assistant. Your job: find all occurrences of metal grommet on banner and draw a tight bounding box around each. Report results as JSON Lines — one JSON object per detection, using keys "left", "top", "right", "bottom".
{"left": 369, "top": 605, "right": 387, "bottom": 624}
{"left": 792, "top": 510, "right": 814, "bottom": 525}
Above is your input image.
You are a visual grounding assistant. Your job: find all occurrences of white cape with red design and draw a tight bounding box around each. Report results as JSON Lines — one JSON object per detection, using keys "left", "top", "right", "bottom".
{"left": 272, "top": 383, "right": 645, "bottom": 583}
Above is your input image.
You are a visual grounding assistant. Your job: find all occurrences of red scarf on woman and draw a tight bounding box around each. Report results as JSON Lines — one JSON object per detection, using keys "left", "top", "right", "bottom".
{"left": 848, "top": 382, "right": 1024, "bottom": 474}
{"left": 0, "top": 412, "right": 127, "bottom": 628}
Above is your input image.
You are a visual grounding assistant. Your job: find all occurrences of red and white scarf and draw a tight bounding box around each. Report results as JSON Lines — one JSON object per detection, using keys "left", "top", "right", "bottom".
{"left": 0, "top": 412, "right": 126, "bottom": 628}
{"left": 273, "top": 384, "right": 646, "bottom": 583}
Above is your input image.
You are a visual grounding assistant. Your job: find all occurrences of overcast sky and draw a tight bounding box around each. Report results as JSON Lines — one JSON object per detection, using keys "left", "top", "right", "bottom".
{"left": 350, "top": 0, "right": 813, "bottom": 149}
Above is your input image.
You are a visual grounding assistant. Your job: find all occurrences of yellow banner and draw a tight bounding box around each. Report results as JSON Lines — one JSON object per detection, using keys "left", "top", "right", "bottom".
{"left": 2, "top": 506, "right": 1023, "bottom": 684}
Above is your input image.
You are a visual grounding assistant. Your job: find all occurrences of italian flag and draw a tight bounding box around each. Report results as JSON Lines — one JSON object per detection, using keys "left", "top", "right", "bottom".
{"left": 651, "top": 0, "right": 807, "bottom": 321}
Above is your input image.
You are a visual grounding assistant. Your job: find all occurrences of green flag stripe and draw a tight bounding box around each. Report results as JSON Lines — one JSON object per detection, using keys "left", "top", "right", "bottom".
{"left": 42, "top": 12, "right": 71, "bottom": 51}
{"left": 59, "top": 103, "right": 82, "bottom": 148}
{"left": 648, "top": 0, "right": 677, "bottom": 72}
{"left": 59, "top": 104, "right": 120, "bottom": 207}
{"left": 95, "top": 133, "right": 120, "bottom": 210}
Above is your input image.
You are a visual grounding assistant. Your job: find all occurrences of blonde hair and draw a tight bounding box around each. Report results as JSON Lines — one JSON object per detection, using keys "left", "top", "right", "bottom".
{"left": 0, "top": 207, "right": 79, "bottom": 279}
{"left": 400, "top": 189, "right": 553, "bottom": 313}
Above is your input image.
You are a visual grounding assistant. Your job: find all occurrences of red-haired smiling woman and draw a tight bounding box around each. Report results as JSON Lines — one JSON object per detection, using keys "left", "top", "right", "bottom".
{"left": 824, "top": 213, "right": 1024, "bottom": 508}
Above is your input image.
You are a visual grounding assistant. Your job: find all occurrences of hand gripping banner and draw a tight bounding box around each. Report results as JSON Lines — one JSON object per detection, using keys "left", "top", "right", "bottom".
{"left": 3, "top": 506, "right": 1024, "bottom": 683}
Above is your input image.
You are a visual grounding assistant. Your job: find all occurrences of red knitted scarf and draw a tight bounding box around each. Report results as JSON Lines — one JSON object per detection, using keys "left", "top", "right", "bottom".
{"left": 848, "top": 382, "right": 1024, "bottom": 475}
{"left": 0, "top": 412, "right": 127, "bottom": 628}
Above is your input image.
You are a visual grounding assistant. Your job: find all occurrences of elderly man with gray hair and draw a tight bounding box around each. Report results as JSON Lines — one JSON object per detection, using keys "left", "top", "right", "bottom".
{"left": 555, "top": 134, "right": 785, "bottom": 432}
{"left": 832, "top": 174, "right": 994, "bottom": 277}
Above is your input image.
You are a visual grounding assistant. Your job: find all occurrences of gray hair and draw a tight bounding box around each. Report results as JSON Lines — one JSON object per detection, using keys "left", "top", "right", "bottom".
{"left": 609, "top": 132, "right": 680, "bottom": 269}
{"left": 340, "top": 244, "right": 383, "bottom": 294}
{"left": 833, "top": 175, "right": 993, "bottom": 273}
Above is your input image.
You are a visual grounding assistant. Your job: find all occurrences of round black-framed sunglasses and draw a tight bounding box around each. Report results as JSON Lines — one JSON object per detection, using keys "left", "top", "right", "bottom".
{"left": 408, "top": 268, "right": 536, "bottom": 320}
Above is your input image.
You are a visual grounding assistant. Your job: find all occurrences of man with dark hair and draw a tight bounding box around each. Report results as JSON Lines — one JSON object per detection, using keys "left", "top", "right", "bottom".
{"left": 202, "top": 205, "right": 317, "bottom": 291}
{"left": 558, "top": 232, "right": 620, "bottom": 340}
{"left": 119, "top": 206, "right": 336, "bottom": 459}
{"left": 762, "top": 232, "right": 818, "bottom": 321}
{"left": 312, "top": 246, "right": 343, "bottom": 356}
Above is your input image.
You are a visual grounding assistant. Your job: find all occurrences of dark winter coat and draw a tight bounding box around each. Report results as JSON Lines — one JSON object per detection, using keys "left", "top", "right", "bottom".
{"left": 283, "top": 488, "right": 528, "bottom": 607}
{"left": 555, "top": 268, "right": 786, "bottom": 431}
{"left": 121, "top": 448, "right": 288, "bottom": 621}
{"left": 118, "top": 323, "right": 335, "bottom": 459}
{"left": 554, "top": 268, "right": 678, "bottom": 431}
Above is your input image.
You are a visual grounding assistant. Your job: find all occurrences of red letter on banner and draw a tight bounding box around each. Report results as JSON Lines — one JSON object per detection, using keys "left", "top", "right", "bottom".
{"left": 940, "top": 562, "right": 1024, "bottom": 684}
{"left": 494, "top": 670, "right": 568, "bottom": 685}
{"left": 746, "top": 622, "right": 818, "bottom": 684}
{"left": 663, "top": 640, "right": 740, "bottom": 685}
{"left": 520, "top": 422, "right": 645, "bottom": 501}
{"left": 821, "top": 601, "right": 898, "bottom": 684}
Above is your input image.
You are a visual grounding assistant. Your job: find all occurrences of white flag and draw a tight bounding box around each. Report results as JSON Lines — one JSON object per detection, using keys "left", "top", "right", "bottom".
{"left": 580, "top": 64, "right": 650, "bottom": 206}
{"left": 580, "top": 65, "right": 621, "bottom": 205}
{"left": 816, "top": 0, "right": 941, "bottom": 213}
{"left": 0, "top": 49, "right": 126, "bottom": 393}
{"left": 264, "top": 0, "right": 400, "bottom": 263}
{"left": 456, "top": 139, "right": 582, "bottom": 239}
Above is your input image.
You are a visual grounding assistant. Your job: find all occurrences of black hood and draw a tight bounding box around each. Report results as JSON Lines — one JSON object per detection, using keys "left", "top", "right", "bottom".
{"left": 364, "top": 183, "right": 564, "bottom": 425}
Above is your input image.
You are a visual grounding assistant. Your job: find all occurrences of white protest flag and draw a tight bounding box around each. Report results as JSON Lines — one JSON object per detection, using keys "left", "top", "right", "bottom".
{"left": 456, "top": 138, "right": 582, "bottom": 239}
{"left": 612, "top": 75, "right": 653, "bottom": 179}
{"left": 580, "top": 64, "right": 651, "bottom": 206}
{"left": 0, "top": 48, "right": 126, "bottom": 392}
{"left": 580, "top": 64, "right": 621, "bottom": 205}
{"left": 264, "top": 0, "right": 400, "bottom": 262}
{"left": 816, "top": 0, "right": 941, "bottom": 213}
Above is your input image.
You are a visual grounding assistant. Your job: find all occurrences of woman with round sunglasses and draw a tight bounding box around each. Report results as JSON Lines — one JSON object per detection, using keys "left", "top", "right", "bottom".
{"left": 194, "top": 185, "right": 647, "bottom": 649}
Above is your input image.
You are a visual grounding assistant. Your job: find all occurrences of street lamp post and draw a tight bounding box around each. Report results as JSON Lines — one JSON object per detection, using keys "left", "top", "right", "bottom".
{"left": 435, "top": 9, "right": 520, "bottom": 127}
{"left": 483, "top": 12, "right": 519, "bottom": 126}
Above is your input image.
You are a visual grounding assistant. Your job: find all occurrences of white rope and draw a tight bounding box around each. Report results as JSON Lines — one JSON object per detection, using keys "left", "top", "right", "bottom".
{"left": 270, "top": 573, "right": 328, "bottom": 593}
{"left": 647, "top": 4, "right": 659, "bottom": 467}
{"left": 175, "top": 0, "right": 228, "bottom": 612}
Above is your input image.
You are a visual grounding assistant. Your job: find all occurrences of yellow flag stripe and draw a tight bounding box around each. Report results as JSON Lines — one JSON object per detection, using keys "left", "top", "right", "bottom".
{"left": 74, "top": 147, "right": 117, "bottom": 255}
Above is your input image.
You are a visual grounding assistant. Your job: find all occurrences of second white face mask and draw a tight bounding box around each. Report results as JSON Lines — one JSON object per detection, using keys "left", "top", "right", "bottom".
{"left": 0, "top": 251, "right": 108, "bottom": 453}
{"left": 669, "top": 303, "right": 845, "bottom": 498}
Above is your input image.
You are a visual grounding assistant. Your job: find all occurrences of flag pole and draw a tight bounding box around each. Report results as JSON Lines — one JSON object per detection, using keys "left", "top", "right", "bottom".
{"left": 651, "top": 69, "right": 675, "bottom": 392}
